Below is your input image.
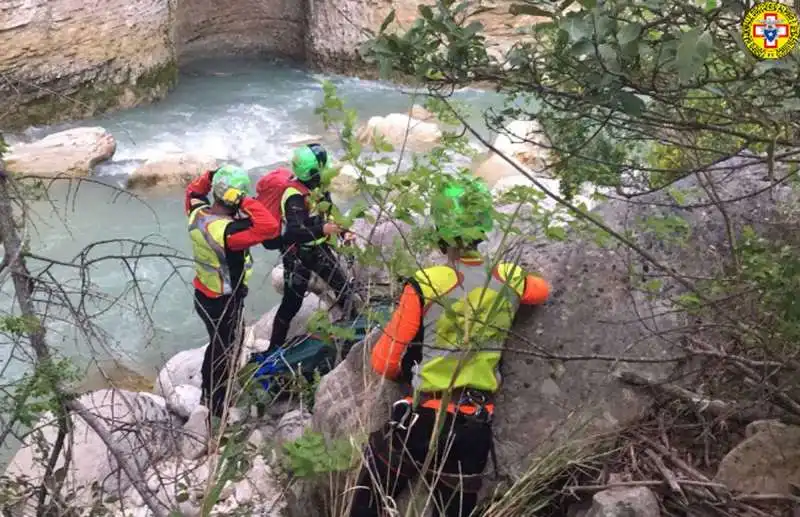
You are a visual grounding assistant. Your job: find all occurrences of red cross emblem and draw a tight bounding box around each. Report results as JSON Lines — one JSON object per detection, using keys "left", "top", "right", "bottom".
{"left": 753, "top": 13, "right": 790, "bottom": 48}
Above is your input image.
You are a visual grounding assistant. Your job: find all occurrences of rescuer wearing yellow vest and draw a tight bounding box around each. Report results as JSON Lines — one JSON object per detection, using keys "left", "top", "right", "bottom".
{"left": 350, "top": 175, "right": 551, "bottom": 517}
{"left": 185, "top": 165, "right": 279, "bottom": 418}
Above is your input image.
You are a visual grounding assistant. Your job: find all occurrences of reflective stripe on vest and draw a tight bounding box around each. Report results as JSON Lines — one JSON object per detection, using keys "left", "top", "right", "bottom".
{"left": 410, "top": 260, "right": 523, "bottom": 395}
{"left": 188, "top": 208, "right": 253, "bottom": 295}
{"left": 281, "top": 186, "right": 329, "bottom": 247}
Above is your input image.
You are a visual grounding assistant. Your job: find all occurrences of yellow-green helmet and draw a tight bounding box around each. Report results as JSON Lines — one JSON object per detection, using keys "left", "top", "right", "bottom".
{"left": 212, "top": 165, "right": 252, "bottom": 206}
{"left": 292, "top": 144, "right": 328, "bottom": 182}
{"left": 431, "top": 175, "right": 494, "bottom": 244}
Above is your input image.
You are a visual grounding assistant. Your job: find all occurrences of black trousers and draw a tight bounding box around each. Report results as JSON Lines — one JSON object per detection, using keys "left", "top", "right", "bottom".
{"left": 194, "top": 289, "right": 245, "bottom": 418}
{"left": 269, "top": 243, "right": 353, "bottom": 350}
{"left": 349, "top": 405, "right": 492, "bottom": 517}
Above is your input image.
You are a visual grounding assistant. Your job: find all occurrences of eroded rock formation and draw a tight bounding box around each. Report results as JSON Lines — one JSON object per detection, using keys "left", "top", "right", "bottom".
{"left": 0, "top": 0, "right": 178, "bottom": 129}
{"left": 176, "top": 0, "right": 305, "bottom": 61}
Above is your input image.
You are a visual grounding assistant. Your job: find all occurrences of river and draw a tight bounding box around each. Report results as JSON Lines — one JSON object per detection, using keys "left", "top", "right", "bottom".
{"left": 1, "top": 58, "right": 500, "bottom": 387}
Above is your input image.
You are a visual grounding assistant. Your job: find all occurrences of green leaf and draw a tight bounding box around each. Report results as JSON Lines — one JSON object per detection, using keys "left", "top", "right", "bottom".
{"left": 705, "top": 0, "right": 716, "bottom": 10}
{"left": 618, "top": 91, "right": 645, "bottom": 116}
{"left": 643, "top": 279, "right": 663, "bottom": 292}
{"left": 545, "top": 226, "right": 567, "bottom": 240}
{"left": 594, "top": 15, "right": 613, "bottom": 37}
{"left": 617, "top": 23, "right": 642, "bottom": 46}
{"left": 418, "top": 4, "right": 434, "bottom": 20}
{"left": 597, "top": 43, "right": 619, "bottom": 71}
{"left": 570, "top": 40, "right": 594, "bottom": 57}
{"left": 667, "top": 187, "right": 687, "bottom": 205}
{"left": 696, "top": 30, "right": 713, "bottom": 61}
{"left": 379, "top": 9, "right": 396, "bottom": 34}
{"left": 463, "top": 20, "right": 484, "bottom": 39}
{"left": 509, "top": 4, "right": 552, "bottom": 17}
{"left": 676, "top": 28, "right": 701, "bottom": 83}
{"left": 578, "top": 0, "right": 596, "bottom": 7}
{"left": 562, "top": 16, "right": 590, "bottom": 42}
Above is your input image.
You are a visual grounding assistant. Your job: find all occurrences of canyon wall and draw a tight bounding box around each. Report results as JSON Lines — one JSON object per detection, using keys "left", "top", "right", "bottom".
{"left": 0, "top": 0, "right": 533, "bottom": 129}
{"left": 0, "top": 0, "right": 179, "bottom": 130}
{"left": 176, "top": 0, "right": 305, "bottom": 61}
{"left": 305, "top": 0, "right": 541, "bottom": 72}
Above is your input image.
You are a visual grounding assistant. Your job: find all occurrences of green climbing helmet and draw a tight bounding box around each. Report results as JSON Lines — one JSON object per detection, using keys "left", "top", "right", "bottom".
{"left": 431, "top": 175, "right": 494, "bottom": 244}
{"left": 291, "top": 144, "right": 328, "bottom": 182}
{"left": 212, "top": 164, "right": 252, "bottom": 205}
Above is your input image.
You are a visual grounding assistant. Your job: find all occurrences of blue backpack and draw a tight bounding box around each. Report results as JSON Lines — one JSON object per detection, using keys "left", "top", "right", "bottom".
{"left": 248, "top": 303, "right": 392, "bottom": 393}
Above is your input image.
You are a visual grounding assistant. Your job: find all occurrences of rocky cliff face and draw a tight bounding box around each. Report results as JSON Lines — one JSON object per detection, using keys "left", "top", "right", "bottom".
{"left": 305, "top": 0, "right": 542, "bottom": 72}
{"left": 176, "top": 0, "right": 305, "bottom": 61}
{"left": 0, "top": 0, "right": 179, "bottom": 130}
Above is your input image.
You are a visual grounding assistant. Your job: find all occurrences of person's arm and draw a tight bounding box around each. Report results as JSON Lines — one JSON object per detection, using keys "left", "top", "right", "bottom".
{"left": 494, "top": 262, "right": 551, "bottom": 305}
{"left": 281, "top": 193, "right": 327, "bottom": 245}
{"left": 185, "top": 170, "right": 214, "bottom": 216}
{"left": 370, "top": 284, "right": 423, "bottom": 380}
{"left": 224, "top": 197, "right": 280, "bottom": 251}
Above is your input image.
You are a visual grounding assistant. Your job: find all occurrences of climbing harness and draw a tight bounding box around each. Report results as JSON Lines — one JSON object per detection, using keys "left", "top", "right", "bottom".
{"left": 389, "top": 399, "right": 419, "bottom": 432}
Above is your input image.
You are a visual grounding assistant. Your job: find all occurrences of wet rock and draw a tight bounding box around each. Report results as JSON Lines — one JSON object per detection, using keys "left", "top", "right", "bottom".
{"left": 355, "top": 113, "right": 442, "bottom": 152}
{"left": 408, "top": 104, "right": 436, "bottom": 123}
{"left": 5, "top": 127, "right": 116, "bottom": 177}
{"left": 126, "top": 153, "right": 218, "bottom": 191}
{"left": 715, "top": 424, "right": 800, "bottom": 494}
{"left": 473, "top": 120, "right": 551, "bottom": 187}
{"left": 586, "top": 487, "right": 660, "bottom": 517}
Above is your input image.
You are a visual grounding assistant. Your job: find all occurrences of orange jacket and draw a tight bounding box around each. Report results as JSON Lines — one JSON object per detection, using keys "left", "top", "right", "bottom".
{"left": 370, "top": 256, "right": 550, "bottom": 413}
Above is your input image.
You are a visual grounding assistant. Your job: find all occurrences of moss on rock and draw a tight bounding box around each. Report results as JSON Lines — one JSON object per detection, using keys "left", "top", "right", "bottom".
{"left": 2, "top": 58, "right": 179, "bottom": 130}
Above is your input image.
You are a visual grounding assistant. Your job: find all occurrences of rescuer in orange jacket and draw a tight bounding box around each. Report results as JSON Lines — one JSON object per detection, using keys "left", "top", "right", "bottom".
{"left": 350, "top": 174, "right": 551, "bottom": 517}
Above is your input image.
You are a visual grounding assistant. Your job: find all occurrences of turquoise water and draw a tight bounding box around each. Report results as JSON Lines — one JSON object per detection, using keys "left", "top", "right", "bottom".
{"left": 1, "top": 58, "right": 501, "bottom": 380}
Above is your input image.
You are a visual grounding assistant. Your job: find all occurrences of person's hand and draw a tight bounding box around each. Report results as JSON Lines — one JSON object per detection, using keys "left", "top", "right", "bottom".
{"left": 323, "top": 222, "right": 343, "bottom": 236}
{"left": 341, "top": 230, "right": 356, "bottom": 245}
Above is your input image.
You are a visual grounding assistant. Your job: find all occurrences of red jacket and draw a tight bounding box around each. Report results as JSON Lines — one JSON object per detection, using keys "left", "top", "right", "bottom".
{"left": 185, "top": 170, "right": 280, "bottom": 296}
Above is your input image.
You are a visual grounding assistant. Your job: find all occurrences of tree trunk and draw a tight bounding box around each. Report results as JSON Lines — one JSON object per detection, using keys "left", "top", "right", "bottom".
{"left": 0, "top": 162, "right": 170, "bottom": 517}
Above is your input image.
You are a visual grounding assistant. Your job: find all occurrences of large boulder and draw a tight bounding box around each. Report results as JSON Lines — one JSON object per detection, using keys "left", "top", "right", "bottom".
{"left": 4, "top": 389, "right": 177, "bottom": 507}
{"left": 4, "top": 127, "right": 116, "bottom": 177}
{"left": 312, "top": 329, "right": 403, "bottom": 440}
{"left": 356, "top": 113, "right": 442, "bottom": 152}
{"left": 311, "top": 156, "right": 793, "bottom": 483}
{"left": 473, "top": 119, "right": 551, "bottom": 187}
{"left": 250, "top": 291, "right": 335, "bottom": 346}
{"left": 714, "top": 424, "right": 800, "bottom": 495}
{"left": 113, "top": 452, "right": 286, "bottom": 516}
{"left": 155, "top": 346, "right": 206, "bottom": 399}
{"left": 126, "top": 153, "right": 218, "bottom": 191}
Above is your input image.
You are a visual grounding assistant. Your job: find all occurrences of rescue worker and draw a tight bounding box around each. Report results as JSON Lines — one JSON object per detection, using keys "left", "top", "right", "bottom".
{"left": 257, "top": 143, "right": 357, "bottom": 353}
{"left": 186, "top": 165, "right": 279, "bottom": 418}
{"left": 350, "top": 175, "right": 551, "bottom": 517}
